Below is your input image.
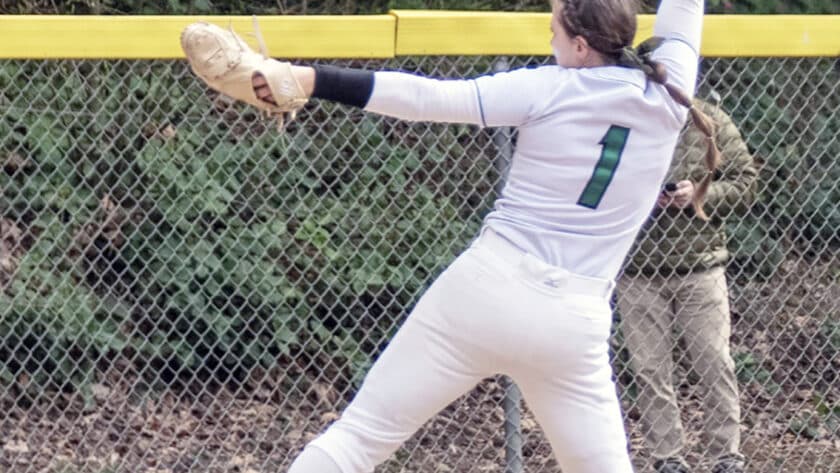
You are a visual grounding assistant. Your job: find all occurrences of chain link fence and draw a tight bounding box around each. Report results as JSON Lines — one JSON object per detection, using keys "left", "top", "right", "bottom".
{"left": 0, "top": 54, "right": 838, "bottom": 473}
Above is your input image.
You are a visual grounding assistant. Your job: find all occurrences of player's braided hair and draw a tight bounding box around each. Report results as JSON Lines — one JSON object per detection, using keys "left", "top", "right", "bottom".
{"left": 617, "top": 40, "right": 720, "bottom": 220}
{"left": 558, "top": 0, "right": 720, "bottom": 220}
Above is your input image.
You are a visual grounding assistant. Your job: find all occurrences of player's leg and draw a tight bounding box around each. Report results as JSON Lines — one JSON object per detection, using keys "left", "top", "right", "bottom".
{"left": 296, "top": 313, "right": 486, "bottom": 473}
{"left": 519, "top": 365, "right": 635, "bottom": 472}
{"left": 506, "top": 287, "right": 632, "bottom": 473}
{"left": 616, "top": 274, "right": 685, "bottom": 460}
{"left": 287, "top": 445, "right": 342, "bottom": 473}
{"left": 290, "top": 250, "right": 498, "bottom": 473}
{"left": 674, "top": 267, "right": 741, "bottom": 461}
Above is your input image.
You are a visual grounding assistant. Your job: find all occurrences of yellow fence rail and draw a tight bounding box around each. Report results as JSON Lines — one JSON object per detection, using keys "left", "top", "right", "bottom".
{"left": 0, "top": 13, "right": 838, "bottom": 59}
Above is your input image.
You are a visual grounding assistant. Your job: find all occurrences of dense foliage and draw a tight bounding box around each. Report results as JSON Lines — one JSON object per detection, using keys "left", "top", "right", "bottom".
{"left": 0, "top": 58, "right": 497, "bottom": 398}
{"left": 701, "top": 58, "right": 840, "bottom": 279}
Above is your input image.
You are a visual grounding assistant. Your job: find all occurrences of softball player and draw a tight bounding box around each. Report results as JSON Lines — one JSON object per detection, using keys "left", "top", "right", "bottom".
{"left": 184, "top": 0, "right": 711, "bottom": 471}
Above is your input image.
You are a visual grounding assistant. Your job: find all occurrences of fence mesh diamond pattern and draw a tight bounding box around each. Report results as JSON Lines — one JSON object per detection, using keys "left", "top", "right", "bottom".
{"left": 0, "top": 55, "right": 838, "bottom": 473}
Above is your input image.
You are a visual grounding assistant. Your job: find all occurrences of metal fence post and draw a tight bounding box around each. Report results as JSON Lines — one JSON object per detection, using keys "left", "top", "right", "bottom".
{"left": 491, "top": 56, "right": 524, "bottom": 473}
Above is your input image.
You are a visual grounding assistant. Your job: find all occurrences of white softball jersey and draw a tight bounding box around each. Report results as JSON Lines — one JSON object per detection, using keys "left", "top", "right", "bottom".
{"left": 365, "top": 2, "right": 701, "bottom": 281}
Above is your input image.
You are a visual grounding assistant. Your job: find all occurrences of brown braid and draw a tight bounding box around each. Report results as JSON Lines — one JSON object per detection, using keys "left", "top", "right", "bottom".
{"left": 557, "top": 0, "right": 721, "bottom": 220}
{"left": 616, "top": 39, "right": 720, "bottom": 220}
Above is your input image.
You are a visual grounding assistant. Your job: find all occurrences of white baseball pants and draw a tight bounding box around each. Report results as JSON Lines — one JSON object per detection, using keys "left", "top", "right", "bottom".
{"left": 295, "top": 229, "right": 634, "bottom": 473}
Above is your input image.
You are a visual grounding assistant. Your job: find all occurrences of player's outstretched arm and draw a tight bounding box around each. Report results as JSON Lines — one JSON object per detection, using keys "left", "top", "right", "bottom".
{"left": 181, "top": 20, "right": 487, "bottom": 127}
{"left": 182, "top": 20, "right": 542, "bottom": 130}
{"left": 261, "top": 63, "right": 545, "bottom": 129}
{"left": 279, "top": 65, "right": 487, "bottom": 126}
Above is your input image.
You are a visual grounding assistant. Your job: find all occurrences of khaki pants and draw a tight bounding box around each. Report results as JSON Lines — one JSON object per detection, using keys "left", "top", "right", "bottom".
{"left": 616, "top": 266, "right": 741, "bottom": 461}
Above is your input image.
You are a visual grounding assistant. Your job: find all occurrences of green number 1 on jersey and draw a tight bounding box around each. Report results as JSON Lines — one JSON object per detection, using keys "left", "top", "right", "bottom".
{"left": 577, "top": 125, "right": 630, "bottom": 209}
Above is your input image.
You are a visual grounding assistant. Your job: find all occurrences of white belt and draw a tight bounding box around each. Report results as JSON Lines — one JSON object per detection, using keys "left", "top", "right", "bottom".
{"left": 477, "top": 228, "right": 615, "bottom": 300}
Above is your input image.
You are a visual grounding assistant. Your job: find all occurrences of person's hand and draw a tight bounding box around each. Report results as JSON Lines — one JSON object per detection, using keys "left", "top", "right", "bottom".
{"left": 252, "top": 73, "right": 276, "bottom": 105}
{"left": 657, "top": 180, "right": 694, "bottom": 209}
{"left": 253, "top": 67, "right": 315, "bottom": 105}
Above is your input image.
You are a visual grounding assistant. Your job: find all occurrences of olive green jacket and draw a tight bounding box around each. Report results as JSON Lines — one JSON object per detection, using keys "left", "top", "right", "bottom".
{"left": 624, "top": 99, "right": 758, "bottom": 275}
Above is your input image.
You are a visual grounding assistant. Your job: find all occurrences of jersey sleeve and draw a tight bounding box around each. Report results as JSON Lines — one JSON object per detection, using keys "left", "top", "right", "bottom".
{"left": 362, "top": 67, "right": 554, "bottom": 128}
{"left": 651, "top": 0, "right": 704, "bottom": 98}
{"left": 363, "top": 71, "right": 484, "bottom": 125}
{"left": 473, "top": 66, "right": 556, "bottom": 128}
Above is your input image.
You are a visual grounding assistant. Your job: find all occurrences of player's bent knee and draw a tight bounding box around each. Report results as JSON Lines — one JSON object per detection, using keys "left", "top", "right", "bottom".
{"left": 306, "top": 420, "right": 403, "bottom": 473}
{"left": 288, "top": 445, "right": 343, "bottom": 473}
{"left": 560, "top": 452, "right": 635, "bottom": 473}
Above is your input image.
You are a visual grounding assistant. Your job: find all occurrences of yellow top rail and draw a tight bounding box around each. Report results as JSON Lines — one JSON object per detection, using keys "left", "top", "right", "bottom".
{"left": 0, "top": 12, "right": 838, "bottom": 59}
{"left": 395, "top": 12, "right": 840, "bottom": 57}
{"left": 0, "top": 15, "right": 395, "bottom": 59}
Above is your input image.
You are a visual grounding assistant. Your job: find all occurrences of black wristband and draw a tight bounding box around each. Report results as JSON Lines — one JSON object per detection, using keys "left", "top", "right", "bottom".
{"left": 311, "top": 64, "right": 375, "bottom": 108}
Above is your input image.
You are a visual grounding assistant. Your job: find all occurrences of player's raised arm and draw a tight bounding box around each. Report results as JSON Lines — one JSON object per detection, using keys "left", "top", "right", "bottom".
{"left": 651, "top": 0, "right": 705, "bottom": 98}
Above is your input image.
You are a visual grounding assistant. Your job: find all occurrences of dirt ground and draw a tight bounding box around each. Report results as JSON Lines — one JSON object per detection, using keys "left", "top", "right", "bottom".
{"left": 1, "top": 375, "right": 837, "bottom": 473}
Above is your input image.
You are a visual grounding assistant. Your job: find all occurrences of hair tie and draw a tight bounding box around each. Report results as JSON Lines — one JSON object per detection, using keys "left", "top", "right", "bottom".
{"left": 618, "top": 46, "right": 643, "bottom": 68}
{"left": 636, "top": 36, "right": 665, "bottom": 58}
